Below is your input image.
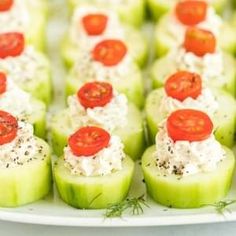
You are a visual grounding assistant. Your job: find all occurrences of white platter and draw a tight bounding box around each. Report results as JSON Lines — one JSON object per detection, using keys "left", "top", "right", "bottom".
{"left": 0, "top": 0, "right": 236, "bottom": 228}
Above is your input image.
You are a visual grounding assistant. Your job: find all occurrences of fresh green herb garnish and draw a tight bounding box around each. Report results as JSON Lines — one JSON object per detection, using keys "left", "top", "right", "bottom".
{"left": 204, "top": 200, "right": 236, "bottom": 215}
{"left": 105, "top": 195, "right": 149, "bottom": 218}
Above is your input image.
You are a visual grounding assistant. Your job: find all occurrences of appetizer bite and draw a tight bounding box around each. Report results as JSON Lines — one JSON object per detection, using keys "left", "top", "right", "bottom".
{"left": 142, "top": 109, "right": 235, "bottom": 208}
{"left": 0, "top": 72, "right": 46, "bottom": 138}
{"left": 0, "top": 111, "right": 52, "bottom": 207}
{"left": 66, "top": 39, "right": 144, "bottom": 108}
{"left": 151, "top": 27, "right": 236, "bottom": 97}
{"left": 147, "top": 0, "right": 227, "bottom": 21}
{"left": 146, "top": 71, "right": 236, "bottom": 147}
{"left": 67, "top": 0, "right": 145, "bottom": 27}
{"left": 0, "top": 32, "right": 52, "bottom": 105}
{"left": 54, "top": 126, "right": 134, "bottom": 209}
{"left": 51, "top": 81, "right": 145, "bottom": 160}
{"left": 0, "top": 0, "right": 48, "bottom": 51}
{"left": 62, "top": 6, "right": 147, "bottom": 68}
{"left": 154, "top": 0, "right": 236, "bottom": 57}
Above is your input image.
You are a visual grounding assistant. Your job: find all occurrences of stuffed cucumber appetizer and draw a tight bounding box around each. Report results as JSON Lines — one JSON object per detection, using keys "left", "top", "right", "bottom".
{"left": 0, "top": 0, "right": 48, "bottom": 51}
{"left": 0, "top": 72, "right": 46, "bottom": 138}
{"left": 67, "top": 0, "right": 145, "bottom": 28}
{"left": 0, "top": 111, "right": 52, "bottom": 207}
{"left": 54, "top": 126, "right": 134, "bottom": 209}
{"left": 51, "top": 81, "right": 145, "bottom": 160}
{"left": 154, "top": 0, "right": 236, "bottom": 58}
{"left": 66, "top": 39, "right": 144, "bottom": 108}
{"left": 151, "top": 27, "right": 236, "bottom": 97}
{"left": 142, "top": 109, "right": 235, "bottom": 208}
{"left": 0, "top": 32, "right": 52, "bottom": 105}
{"left": 146, "top": 71, "right": 236, "bottom": 147}
{"left": 147, "top": 0, "right": 227, "bottom": 21}
{"left": 62, "top": 6, "right": 147, "bottom": 68}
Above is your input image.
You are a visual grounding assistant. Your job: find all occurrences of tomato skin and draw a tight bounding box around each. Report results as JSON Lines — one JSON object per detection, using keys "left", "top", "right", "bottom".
{"left": 165, "top": 71, "right": 202, "bottom": 101}
{"left": 0, "top": 72, "right": 7, "bottom": 94}
{"left": 68, "top": 126, "right": 111, "bottom": 157}
{"left": 176, "top": 0, "right": 207, "bottom": 26}
{"left": 0, "top": 110, "right": 18, "bottom": 145}
{"left": 0, "top": 32, "right": 25, "bottom": 59}
{"left": 167, "top": 109, "right": 213, "bottom": 142}
{"left": 77, "top": 81, "right": 113, "bottom": 109}
{"left": 0, "top": 0, "right": 13, "bottom": 11}
{"left": 184, "top": 27, "right": 216, "bottom": 57}
{"left": 82, "top": 14, "right": 108, "bottom": 36}
{"left": 92, "top": 39, "right": 127, "bottom": 66}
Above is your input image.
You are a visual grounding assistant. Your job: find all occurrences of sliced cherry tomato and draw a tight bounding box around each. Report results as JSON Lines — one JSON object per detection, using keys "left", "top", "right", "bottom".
{"left": 77, "top": 81, "right": 113, "bottom": 109}
{"left": 0, "top": 32, "right": 24, "bottom": 59}
{"left": 0, "top": 110, "right": 18, "bottom": 145}
{"left": 165, "top": 71, "right": 202, "bottom": 101}
{"left": 176, "top": 0, "right": 207, "bottom": 26}
{"left": 167, "top": 109, "right": 213, "bottom": 142}
{"left": 0, "top": 0, "right": 13, "bottom": 11}
{"left": 0, "top": 72, "right": 7, "bottom": 95}
{"left": 68, "top": 126, "right": 111, "bottom": 157}
{"left": 82, "top": 14, "right": 108, "bottom": 36}
{"left": 92, "top": 39, "right": 127, "bottom": 66}
{"left": 184, "top": 27, "right": 216, "bottom": 57}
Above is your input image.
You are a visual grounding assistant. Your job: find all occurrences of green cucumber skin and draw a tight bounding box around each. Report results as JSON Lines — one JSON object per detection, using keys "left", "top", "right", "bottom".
{"left": 51, "top": 103, "right": 146, "bottom": 160}
{"left": 61, "top": 26, "right": 148, "bottom": 69}
{"left": 142, "top": 145, "right": 235, "bottom": 208}
{"left": 66, "top": 66, "right": 145, "bottom": 109}
{"left": 147, "top": 0, "right": 227, "bottom": 21}
{"left": 54, "top": 155, "right": 134, "bottom": 209}
{"left": 67, "top": 0, "right": 145, "bottom": 28}
{"left": 145, "top": 88, "right": 236, "bottom": 148}
{"left": 0, "top": 138, "right": 52, "bottom": 207}
{"left": 151, "top": 53, "right": 236, "bottom": 98}
{"left": 155, "top": 16, "right": 236, "bottom": 58}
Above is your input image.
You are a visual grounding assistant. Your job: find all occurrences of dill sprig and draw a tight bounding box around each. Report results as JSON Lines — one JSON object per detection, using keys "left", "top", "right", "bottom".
{"left": 105, "top": 195, "right": 149, "bottom": 218}
{"left": 205, "top": 200, "right": 236, "bottom": 215}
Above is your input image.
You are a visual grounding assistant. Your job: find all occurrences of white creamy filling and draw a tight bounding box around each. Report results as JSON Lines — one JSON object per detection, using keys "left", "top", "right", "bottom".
{"left": 155, "top": 124, "right": 226, "bottom": 176}
{"left": 68, "top": 91, "right": 128, "bottom": 132}
{"left": 0, "top": 122, "right": 39, "bottom": 169}
{"left": 159, "top": 88, "right": 218, "bottom": 118}
{"left": 0, "top": 46, "right": 44, "bottom": 84}
{"left": 166, "top": 7, "right": 222, "bottom": 44}
{"left": 0, "top": 0, "right": 30, "bottom": 34}
{"left": 64, "top": 135, "right": 125, "bottom": 177}
{"left": 0, "top": 79, "right": 33, "bottom": 120}
{"left": 171, "top": 47, "right": 224, "bottom": 82}
{"left": 70, "top": 6, "right": 125, "bottom": 50}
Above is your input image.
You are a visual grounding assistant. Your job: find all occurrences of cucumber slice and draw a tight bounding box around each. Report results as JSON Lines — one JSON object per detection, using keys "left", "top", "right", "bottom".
{"left": 150, "top": 53, "right": 236, "bottom": 97}
{"left": 61, "top": 25, "right": 148, "bottom": 68}
{"left": 50, "top": 103, "right": 145, "bottom": 160}
{"left": 142, "top": 145, "right": 235, "bottom": 208}
{"left": 145, "top": 88, "right": 236, "bottom": 147}
{"left": 155, "top": 15, "right": 236, "bottom": 58}
{"left": 66, "top": 65, "right": 145, "bottom": 109}
{"left": 147, "top": 0, "right": 227, "bottom": 21}
{"left": 0, "top": 137, "right": 52, "bottom": 207}
{"left": 67, "top": 0, "right": 145, "bottom": 27}
{"left": 54, "top": 155, "right": 134, "bottom": 209}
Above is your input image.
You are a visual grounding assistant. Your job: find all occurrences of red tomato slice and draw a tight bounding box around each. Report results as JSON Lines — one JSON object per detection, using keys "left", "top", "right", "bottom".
{"left": 68, "top": 126, "right": 111, "bottom": 157}
{"left": 77, "top": 81, "right": 113, "bottom": 109}
{"left": 184, "top": 27, "right": 216, "bottom": 57}
{"left": 0, "top": 32, "right": 25, "bottom": 59}
{"left": 92, "top": 39, "right": 127, "bottom": 66}
{"left": 176, "top": 0, "right": 207, "bottom": 26}
{"left": 0, "top": 110, "right": 18, "bottom": 145}
{"left": 82, "top": 14, "right": 108, "bottom": 36}
{"left": 165, "top": 71, "right": 202, "bottom": 101}
{"left": 0, "top": 72, "right": 7, "bottom": 94}
{"left": 0, "top": 0, "right": 13, "bottom": 11}
{"left": 167, "top": 109, "right": 213, "bottom": 142}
